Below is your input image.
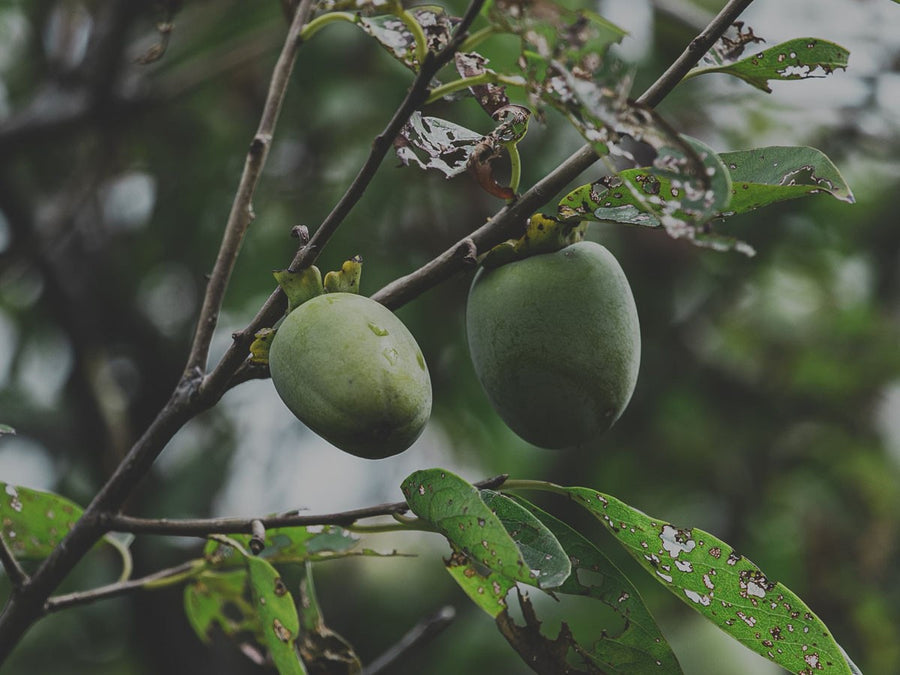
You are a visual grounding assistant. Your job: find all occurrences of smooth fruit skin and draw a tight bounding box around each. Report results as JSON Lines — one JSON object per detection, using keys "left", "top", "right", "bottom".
{"left": 269, "top": 293, "right": 432, "bottom": 459}
{"left": 466, "top": 241, "right": 640, "bottom": 449}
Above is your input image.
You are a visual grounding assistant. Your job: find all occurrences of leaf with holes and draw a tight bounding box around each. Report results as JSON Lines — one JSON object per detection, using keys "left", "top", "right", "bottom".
{"left": 510, "top": 495, "right": 682, "bottom": 673}
{"left": 184, "top": 569, "right": 256, "bottom": 644}
{"left": 357, "top": 6, "right": 454, "bottom": 71}
{"left": 718, "top": 146, "right": 854, "bottom": 215}
{"left": 479, "top": 490, "right": 570, "bottom": 589}
{"left": 558, "top": 136, "right": 750, "bottom": 254}
{"left": 564, "top": 486, "right": 858, "bottom": 674}
{"left": 690, "top": 36, "right": 849, "bottom": 93}
{"left": 395, "top": 112, "right": 483, "bottom": 178}
{"left": 247, "top": 556, "right": 306, "bottom": 675}
{"left": 401, "top": 469, "right": 545, "bottom": 587}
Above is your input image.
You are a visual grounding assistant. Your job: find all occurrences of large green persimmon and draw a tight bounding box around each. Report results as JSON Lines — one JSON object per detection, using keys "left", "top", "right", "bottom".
{"left": 269, "top": 293, "right": 432, "bottom": 459}
{"left": 466, "top": 241, "right": 640, "bottom": 449}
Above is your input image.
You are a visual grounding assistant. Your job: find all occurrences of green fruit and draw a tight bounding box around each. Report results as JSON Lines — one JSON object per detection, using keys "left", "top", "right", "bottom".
{"left": 466, "top": 241, "right": 640, "bottom": 449}
{"left": 269, "top": 293, "right": 432, "bottom": 459}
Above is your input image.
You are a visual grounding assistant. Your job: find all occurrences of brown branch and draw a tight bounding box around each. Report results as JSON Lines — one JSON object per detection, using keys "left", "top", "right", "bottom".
{"left": 44, "top": 560, "right": 199, "bottom": 614}
{"left": 103, "top": 474, "right": 509, "bottom": 537}
{"left": 0, "top": 535, "right": 28, "bottom": 589}
{"left": 184, "top": 0, "right": 317, "bottom": 377}
{"left": 0, "top": 2, "right": 318, "bottom": 662}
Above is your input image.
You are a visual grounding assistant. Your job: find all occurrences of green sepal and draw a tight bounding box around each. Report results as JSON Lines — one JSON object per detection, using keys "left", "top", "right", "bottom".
{"left": 479, "top": 213, "right": 587, "bottom": 269}
{"left": 274, "top": 267, "right": 324, "bottom": 313}
{"left": 323, "top": 256, "right": 363, "bottom": 294}
{"left": 249, "top": 328, "right": 276, "bottom": 365}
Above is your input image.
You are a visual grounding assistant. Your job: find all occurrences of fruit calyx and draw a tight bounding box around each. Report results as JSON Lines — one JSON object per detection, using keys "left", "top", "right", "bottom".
{"left": 480, "top": 213, "right": 587, "bottom": 269}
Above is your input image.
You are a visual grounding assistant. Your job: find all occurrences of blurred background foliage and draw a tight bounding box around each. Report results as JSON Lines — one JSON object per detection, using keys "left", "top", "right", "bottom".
{"left": 0, "top": 0, "right": 898, "bottom": 673}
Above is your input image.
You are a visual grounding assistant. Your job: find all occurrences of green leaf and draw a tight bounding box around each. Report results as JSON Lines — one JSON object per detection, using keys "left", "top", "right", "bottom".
{"left": 718, "top": 146, "right": 855, "bottom": 215}
{"left": 445, "top": 543, "right": 517, "bottom": 618}
{"left": 401, "top": 469, "right": 543, "bottom": 587}
{"left": 565, "top": 486, "right": 857, "bottom": 674}
{"left": 690, "top": 36, "right": 849, "bottom": 93}
{"left": 479, "top": 490, "right": 570, "bottom": 589}
{"left": 0, "top": 483, "right": 85, "bottom": 560}
{"left": 247, "top": 556, "right": 306, "bottom": 675}
{"left": 184, "top": 569, "right": 254, "bottom": 644}
{"left": 0, "top": 424, "right": 15, "bottom": 436}
{"left": 510, "top": 495, "right": 682, "bottom": 673}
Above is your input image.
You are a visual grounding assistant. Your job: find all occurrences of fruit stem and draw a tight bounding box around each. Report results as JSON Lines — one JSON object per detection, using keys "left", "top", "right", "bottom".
{"left": 500, "top": 479, "right": 570, "bottom": 496}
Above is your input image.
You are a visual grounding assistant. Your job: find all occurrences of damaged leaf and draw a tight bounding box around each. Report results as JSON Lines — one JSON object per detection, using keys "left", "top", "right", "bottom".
{"left": 357, "top": 5, "right": 454, "bottom": 70}
{"left": 689, "top": 24, "right": 849, "bottom": 92}
{"left": 247, "top": 556, "right": 306, "bottom": 674}
{"left": 445, "top": 542, "right": 517, "bottom": 617}
{"left": 401, "top": 468, "right": 549, "bottom": 587}
{"left": 496, "top": 590, "right": 597, "bottom": 675}
{"left": 558, "top": 136, "right": 749, "bottom": 254}
{"left": 454, "top": 52, "right": 510, "bottom": 116}
{"left": 395, "top": 112, "right": 483, "bottom": 177}
{"left": 565, "top": 486, "right": 858, "bottom": 674}
{"left": 719, "top": 145, "right": 855, "bottom": 214}
{"left": 510, "top": 496, "right": 682, "bottom": 673}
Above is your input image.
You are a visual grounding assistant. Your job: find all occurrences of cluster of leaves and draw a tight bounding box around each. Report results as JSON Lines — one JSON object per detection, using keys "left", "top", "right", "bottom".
{"left": 317, "top": 0, "right": 853, "bottom": 254}
{"left": 0, "top": 468, "right": 863, "bottom": 674}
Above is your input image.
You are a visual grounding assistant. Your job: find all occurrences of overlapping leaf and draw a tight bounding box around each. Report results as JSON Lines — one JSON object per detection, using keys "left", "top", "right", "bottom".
{"left": 718, "top": 145, "right": 854, "bottom": 214}
{"left": 479, "top": 490, "right": 570, "bottom": 588}
{"left": 510, "top": 496, "right": 681, "bottom": 673}
{"left": 565, "top": 486, "right": 857, "bottom": 674}
{"left": 558, "top": 136, "right": 748, "bottom": 253}
{"left": 689, "top": 23, "right": 849, "bottom": 92}
{"left": 402, "top": 469, "right": 552, "bottom": 587}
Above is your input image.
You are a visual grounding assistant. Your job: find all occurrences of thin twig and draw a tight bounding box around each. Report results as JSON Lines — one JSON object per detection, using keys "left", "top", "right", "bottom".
{"left": 363, "top": 606, "right": 457, "bottom": 675}
{"left": 184, "top": 0, "right": 317, "bottom": 377}
{"left": 103, "top": 474, "right": 509, "bottom": 537}
{"left": 45, "top": 561, "right": 200, "bottom": 614}
{"left": 0, "top": 535, "right": 28, "bottom": 589}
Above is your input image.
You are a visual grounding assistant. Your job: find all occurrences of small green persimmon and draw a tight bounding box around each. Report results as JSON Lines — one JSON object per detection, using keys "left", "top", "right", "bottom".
{"left": 268, "top": 293, "right": 432, "bottom": 459}
{"left": 466, "top": 241, "right": 640, "bottom": 449}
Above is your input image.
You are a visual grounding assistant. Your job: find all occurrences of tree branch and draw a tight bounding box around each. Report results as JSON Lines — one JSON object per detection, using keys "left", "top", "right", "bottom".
{"left": 44, "top": 560, "right": 200, "bottom": 614}
{"left": 184, "top": 0, "right": 317, "bottom": 377}
{"left": 103, "top": 474, "right": 508, "bottom": 537}
{"left": 0, "top": 2, "right": 318, "bottom": 662}
{"left": 371, "top": 0, "right": 757, "bottom": 309}
{"left": 0, "top": 535, "right": 28, "bottom": 589}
